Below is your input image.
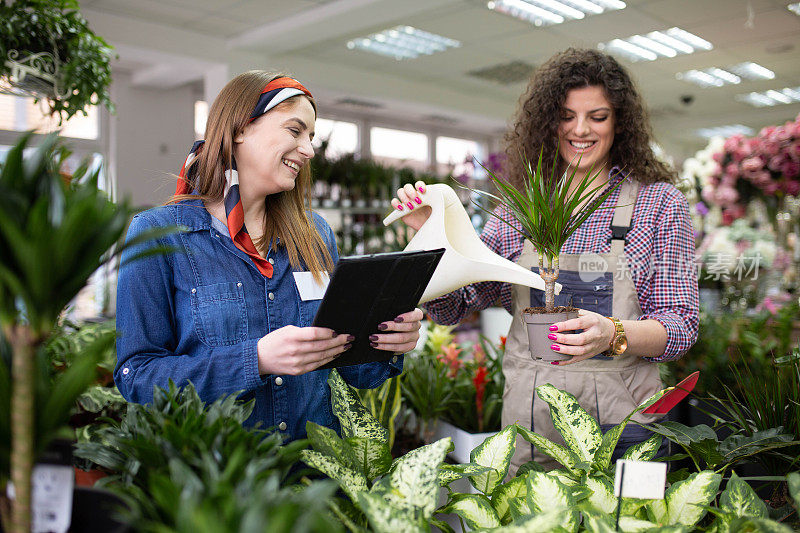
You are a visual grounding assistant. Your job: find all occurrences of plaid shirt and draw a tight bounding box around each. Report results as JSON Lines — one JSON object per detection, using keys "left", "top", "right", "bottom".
{"left": 424, "top": 170, "right": 699, "bottom": 362}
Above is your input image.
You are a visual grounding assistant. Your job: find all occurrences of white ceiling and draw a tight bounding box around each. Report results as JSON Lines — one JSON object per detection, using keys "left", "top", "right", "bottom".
{"left": 82, "top": 0, "right": 800, "bottom": 158}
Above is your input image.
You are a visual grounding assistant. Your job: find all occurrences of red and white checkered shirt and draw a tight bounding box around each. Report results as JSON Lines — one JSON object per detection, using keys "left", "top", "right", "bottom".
{"left": 424, "top": 170, "right": 700, "bottom": 362}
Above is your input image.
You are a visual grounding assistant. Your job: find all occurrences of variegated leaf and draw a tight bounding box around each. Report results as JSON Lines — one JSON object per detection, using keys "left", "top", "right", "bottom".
{"left": 438, "top": 463, "right": 493, "bottom": 487}
{"left": 647, "top": 498, "right": 668, "bottom": 524}
{"left": 357, "top": 491, "right": 425, "bottom": 533}
{"left": 719, "top": 472, "right": 768, "bottom": 520}
{"left": 594, "top": 388, "right": 667, "bottom": 471}
{"left": 526, "top": 471, "right": 579, "bottom": 531}
{"left": 619, "top": 517, "right": 660, "bottom": 532}
{"left": 584, "top": 476, "right": 616, "bottom": 514}
{"left": 583, "top": 513, "right": 660, "bottom": 533}
{"left": 379, "top": 437, "right": 450, "bottom": 519}
{"left": 550, "top": 470, "right": 579, "bottom": 486}
{"left": 515, "top": 460, "right": 545, "bottom": 477}
{"left": 491, "top": 475, "right": 528, "bottom": 525}
{"left": 328, "top": 370, "right": 388, "bottom": 442}
{"left": 438, "top": 493, "right": 501, "bottom": 530}
{"left": 507, "top": 497, "right": 533, "bottom": 521}
{"left": 469, "top": 425, "right": 517, "bottom": 495}
{"left": 327, "top": 497, "right": 369, "bottom": 533}
{"left": 621, "top": 434, "right": 663, "bottom": 461}
{"left": 516, "top": 423, "right": 579, "bottom": 473}
{"left": 536, "top": 383, "right": 602, "bottom": 463}
{"left": 727, "top": 517, "right": 794, "bottom": 532}
{"left": 344, "top": 436, "right": 392, "bottom": 480}
{"left": 306, "top": 421, "right": 349, "bottom": 465}
{"left": 300, "top": 449, "right": 368, "bottom": 503}
{"left": 786, "top": 472, "right": 799, "bottom": 505}
{"left": 503, "top": 510, "right": 574, "bottom": 532}
{"left": 429, "top": 518, "right": 455, "bottom": 533}
{"left": 583, "top": 513, "right": 617, "bottom": 533}
{"left": 665, "top": 470, "right": 722, "bottom": 526}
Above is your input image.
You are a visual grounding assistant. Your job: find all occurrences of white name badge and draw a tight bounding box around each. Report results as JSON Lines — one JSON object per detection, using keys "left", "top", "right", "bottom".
{"left": 293, "top": 271, "right": 330, "bottom": 301}
{"left": 614, "top": 459, "right": 667, "bottom": 500}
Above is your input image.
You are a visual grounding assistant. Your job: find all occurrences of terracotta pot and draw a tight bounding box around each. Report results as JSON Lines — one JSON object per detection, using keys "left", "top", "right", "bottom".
{"left": 523, "top": 310, "right": 578, "bottom": 362}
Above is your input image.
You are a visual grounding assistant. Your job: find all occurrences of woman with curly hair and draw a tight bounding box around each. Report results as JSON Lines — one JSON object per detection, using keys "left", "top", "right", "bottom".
{"left": 392, "top": 48, "right": 698, "bottom": 470}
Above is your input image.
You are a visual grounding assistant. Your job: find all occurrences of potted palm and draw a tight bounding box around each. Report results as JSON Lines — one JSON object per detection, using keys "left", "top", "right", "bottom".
{"left": 0, "top": 133, "right": 167, "bottom": 533}
{"left": 0, "top": 0, "right": 114, "bottom": 122}
{"left": 467, "top": 149, "right": 625, "bottom": 361}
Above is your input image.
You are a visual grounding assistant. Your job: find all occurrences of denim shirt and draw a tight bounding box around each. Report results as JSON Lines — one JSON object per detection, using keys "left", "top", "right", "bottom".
{"left": 115, "top": 198, "right": 403, "bottom": 440}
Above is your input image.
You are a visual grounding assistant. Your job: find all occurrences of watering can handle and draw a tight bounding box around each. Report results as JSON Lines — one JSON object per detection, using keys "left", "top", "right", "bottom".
{"left": 383, "top": 184, "right": 452, "bottom": 227}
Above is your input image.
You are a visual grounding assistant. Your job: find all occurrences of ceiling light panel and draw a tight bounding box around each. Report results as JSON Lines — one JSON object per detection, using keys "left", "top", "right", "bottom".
{"left": 486, "top": 0, "right": 625, "bottom": 27}
{"left": 696, "top": 125, "right": 754, "bottom": 139}
{"left": 599, "top": 28, "right": 712, "bottom": 61}
{"left": 346, "top": 26, "right": 460, "bottom": 60}
{"left": 736, "top": 86, "right": 800, "bottom": 107}
{"left": 677, "top": 62, "right": 775, "bottom": 88}
{"left": 728, "top": 62, "right": 775, "bottom": 81}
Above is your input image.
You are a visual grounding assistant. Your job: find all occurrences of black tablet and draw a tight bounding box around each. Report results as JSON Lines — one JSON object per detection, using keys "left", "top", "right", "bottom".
{"left": 314, "top": 248, "right": 445, "bottom": 369}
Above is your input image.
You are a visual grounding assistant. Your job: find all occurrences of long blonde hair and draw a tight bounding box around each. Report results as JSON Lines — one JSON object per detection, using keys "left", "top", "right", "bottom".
{"left": 170, "top": 70, "right": 333, "bottom": 279}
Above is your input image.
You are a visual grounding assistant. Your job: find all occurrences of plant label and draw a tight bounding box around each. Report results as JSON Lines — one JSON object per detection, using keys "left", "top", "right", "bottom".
{"left": 32, "top": 464, "right": 74, "bottom": 533}
{"left": 614, "top": 459, "right": 666, "bottom": 500}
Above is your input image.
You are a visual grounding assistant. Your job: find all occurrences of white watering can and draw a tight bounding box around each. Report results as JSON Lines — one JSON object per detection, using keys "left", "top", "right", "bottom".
{"left": 383, "top": 183, "right": 561, "bottom": 304}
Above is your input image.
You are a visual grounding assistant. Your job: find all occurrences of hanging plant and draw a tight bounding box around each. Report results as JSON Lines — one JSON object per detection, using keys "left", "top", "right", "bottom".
{"left": 0, "top": 0, "right": 114, "bottom": 122}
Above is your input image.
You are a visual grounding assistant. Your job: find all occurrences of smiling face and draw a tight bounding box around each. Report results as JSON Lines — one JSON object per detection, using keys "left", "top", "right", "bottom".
{"left": 233, "top": 96, "right": 315, "bottom": 199}
{"left": 557, "top": 85, "right": 616, "bottom": 178}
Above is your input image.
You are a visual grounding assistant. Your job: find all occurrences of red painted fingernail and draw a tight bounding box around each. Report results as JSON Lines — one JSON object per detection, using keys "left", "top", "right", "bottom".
{"left": 377, "top": 323, "right": 388, "bottom": 331}
{"left": 397, "top": 204, "right": 404, "bottom": 211}
{"left": 414, "top": 196, "right": 422, "bottom": 204}
{"left": 347, "top": 335, "right": 355, "bottom": 342}
{"left": 394, "top": 316, "right": 404, "bottom": 323}
{"left": 549, "top": 325, "right": 558, "bottom": 331}
{"left": 370, "top": 341, "right": 378, "bottom": 348}
{"left": 548, "top": 334, "right": 557, "bottom": 341}
{"left": 332, "top": 331, "right": 337, "bottom": 338}
{"left": 550, "top": 344, "right": 560, "bottom": 351}
{"left": 343, "top": 344, "right": 352, "bottom": 351}
{"left": 418, "top": 186, "right": 425, "bottom": 193}
{"left": 369, "top": 334, "right": 379, "bottom": 341}
{"left": 406, "top": 202, "right": 414, "bottom": 210}
{"left": 551, "top": 361, "right": 559, "bottom": 365}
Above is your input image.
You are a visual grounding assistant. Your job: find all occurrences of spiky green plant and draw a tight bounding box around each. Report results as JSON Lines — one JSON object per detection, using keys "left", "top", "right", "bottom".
{"left": 0, "top": 133, "right": 174, "bottom": 533}
{"left": 467, "top": 149, "right": 626, "bottom": 311}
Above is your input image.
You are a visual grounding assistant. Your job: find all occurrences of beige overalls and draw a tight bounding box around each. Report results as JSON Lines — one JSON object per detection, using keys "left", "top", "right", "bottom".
{"left": 501, "top": 180, "right": 664, "bottom": 472}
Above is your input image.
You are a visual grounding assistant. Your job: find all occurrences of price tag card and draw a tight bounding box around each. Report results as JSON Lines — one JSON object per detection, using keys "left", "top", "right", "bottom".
{"left": 614, "top": 459, "right": 667, "bottom": 500}
{"left": 32, "top": 464, "right": 74, "bottom": 533}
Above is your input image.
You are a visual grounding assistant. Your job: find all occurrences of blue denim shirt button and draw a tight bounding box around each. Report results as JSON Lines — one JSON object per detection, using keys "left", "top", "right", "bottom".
{"left": 278, "top": 421, "right": 287, "bottom": 431}
{"left": 191, "top": 288, "right": 196, "bottom": 294}
{"left": 391, "top": 356, "right": 398, "bottom": 364}
{"left": 268, "top": 292, "right": 275, "bottom": 301}
{"left": 275, "top": 376, "right": 283, "bottom": 386}
{"left": 237, "top": 282, "right": 242, "bottom": 287}
{"left": 268, "top": 258, "right": 274, "bottom": 265}
{"left": 122, "top": 367, "right": 129, "bottom": 375}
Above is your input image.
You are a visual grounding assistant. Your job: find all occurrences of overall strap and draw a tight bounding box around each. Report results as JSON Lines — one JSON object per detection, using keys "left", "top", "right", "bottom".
{"left": 609, "top": 180, "right": 640, "bottom": 256}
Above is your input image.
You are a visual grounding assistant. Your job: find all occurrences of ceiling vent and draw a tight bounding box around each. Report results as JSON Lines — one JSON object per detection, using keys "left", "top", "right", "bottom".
{"left": 334, "top": 97, "right": 383, "bottom": 109}
{"left": 420, "top": 114, "right": 459, "bottom": 125}
{"left": 468, "top": 60, "right": 535, "bottom": 85}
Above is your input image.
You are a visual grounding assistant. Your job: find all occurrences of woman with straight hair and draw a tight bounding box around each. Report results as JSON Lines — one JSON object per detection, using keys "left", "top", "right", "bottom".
{"left": 392, "top": 48, "right": 699, "bottom": 470}
{"left": 115, "top": 71, "right": 422, "bottom": 439}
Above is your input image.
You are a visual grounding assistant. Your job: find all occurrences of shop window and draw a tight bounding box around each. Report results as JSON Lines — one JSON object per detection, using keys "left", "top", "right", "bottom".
{"left": 314, "top": 118, "right": 358, "bottom": 158}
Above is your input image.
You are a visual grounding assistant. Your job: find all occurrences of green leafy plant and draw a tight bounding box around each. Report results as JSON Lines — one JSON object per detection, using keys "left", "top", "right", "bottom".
{"left": 467, "top": 149, "right": 625, "bottom": 311}
{"left": 357, "top": 375, "right": 403, "bottom": 450}
{"left": 75, "top": 382, "right": 334, "bottom": 532}
{"left": 0, "top": 133, "right": 171, "bottom": 533}
{"left": 0, "top": 0, "right": 115, "bottom": 122}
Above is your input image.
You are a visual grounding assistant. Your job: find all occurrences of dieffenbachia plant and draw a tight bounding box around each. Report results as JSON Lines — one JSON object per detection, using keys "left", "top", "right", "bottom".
{"left": 304, "top": 372, "right": 795, "bottom": 532}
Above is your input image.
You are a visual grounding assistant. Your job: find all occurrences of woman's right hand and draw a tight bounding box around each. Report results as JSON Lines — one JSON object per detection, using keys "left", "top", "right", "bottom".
{"left": 256, "top": 326, "right": 352, "bottom": 376}
{"left": 390, "top": 181, "right": 431, "bottom": 231}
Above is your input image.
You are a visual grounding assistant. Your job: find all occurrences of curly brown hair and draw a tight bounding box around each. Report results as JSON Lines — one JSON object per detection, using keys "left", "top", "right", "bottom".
{"left": 504, "top": 48, "right": 676, "bottom": 190}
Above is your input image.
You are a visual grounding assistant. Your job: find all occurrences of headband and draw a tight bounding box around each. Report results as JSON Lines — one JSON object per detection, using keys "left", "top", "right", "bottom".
{"left": 175, "top": 76, "right": 313, "bottom": 278}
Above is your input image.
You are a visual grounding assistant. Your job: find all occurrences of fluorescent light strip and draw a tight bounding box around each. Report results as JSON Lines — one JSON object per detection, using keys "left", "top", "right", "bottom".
{"left": 600, "top": 27, "right": 712, "bottom": 62}
{"left": 346, "top": 25, "right": 460, "bottom": 60}
{"left": 696, "top": 125, "right": 754, "bottom": 138}
{"left": 707, "top": 68, "right": 740, "bottom": 84}
{"left": 487, "top": 0, "right": 625, "bottom": 26}
{"left": 729, "top": 62, "right": 775, "bottom": 80}
{"left": 736, "top": 86, "right": 800, "bottom": 107}
{"left": 681, "top": 70, "right": 724, "bottom": 87}
{"left": 531, "top": 0, "right": 585, "bottom": 19}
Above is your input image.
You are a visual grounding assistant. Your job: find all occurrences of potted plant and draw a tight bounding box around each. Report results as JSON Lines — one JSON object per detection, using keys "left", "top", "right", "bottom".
{"left": 0, "top": 0, "right": 114, "bottom": 122}
{"left": 0, "top": 133, "right": 166, "bottom": 533}
{"left": 467, "top": 149, "right": 625, "bottom": 361}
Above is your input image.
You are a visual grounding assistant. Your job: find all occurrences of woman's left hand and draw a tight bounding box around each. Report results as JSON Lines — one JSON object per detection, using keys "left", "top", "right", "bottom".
{"left": 370, "top": 308, "right": 424, "bottom": 354}
{"left": 548, "top": 309, "right": 615, "bottom": 366}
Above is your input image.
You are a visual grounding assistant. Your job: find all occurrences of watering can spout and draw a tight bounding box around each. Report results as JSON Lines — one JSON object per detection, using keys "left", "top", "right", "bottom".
{"left": 383, "top": 183, "right": 560, "bottom": 304}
